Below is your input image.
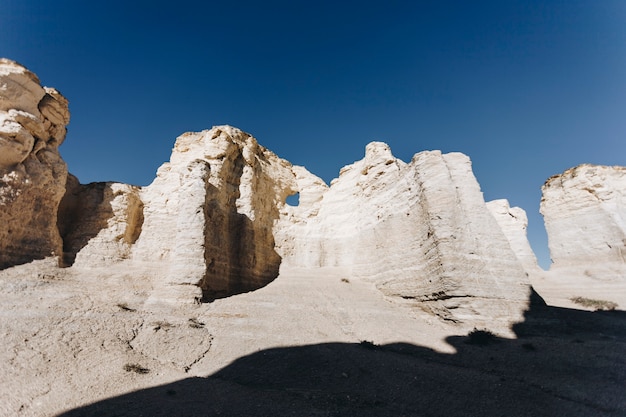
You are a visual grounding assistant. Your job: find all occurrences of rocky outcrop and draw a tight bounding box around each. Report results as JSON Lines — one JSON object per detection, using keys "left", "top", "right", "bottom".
{"left": 0, "top": 59, "right": 538, "bottom": 327}
{"left": 487, "top": 199, "right": 540, "bottom": 274}
{"left": 58, "top": 129, "right": 533, "bottom": 324}
{"left": 276, "top": 143, "right": 533, "bottom": 325}
{"left": 0, "top": 59, "right": 69, "bottom": 269}
{"left": 57, "top": 175, "right": 143, "bottom": 267}
{"left": 541, "top": 164, "right": 626, "bottom": 277}
{"left": 131, "top": 127, "right": 296, "bottom": 302}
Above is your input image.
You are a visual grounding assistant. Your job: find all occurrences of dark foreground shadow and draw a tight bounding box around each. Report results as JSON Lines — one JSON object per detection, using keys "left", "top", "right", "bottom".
{"left": 57, "top": 303, "right": 626, "bottom": 417}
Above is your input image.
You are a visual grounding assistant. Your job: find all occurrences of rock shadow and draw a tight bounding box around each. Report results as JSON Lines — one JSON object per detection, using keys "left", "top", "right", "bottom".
{"left": 56, "top": 296, "right": 626, "bottom": 417}
{"left": 199, "top": 153, "right": 282, "bottom": 302}
{"left": 57, "top": 180, "right": 114, "bottom": 266}
{"left": 57, "top": 177, "right": 143, "bottom": 267}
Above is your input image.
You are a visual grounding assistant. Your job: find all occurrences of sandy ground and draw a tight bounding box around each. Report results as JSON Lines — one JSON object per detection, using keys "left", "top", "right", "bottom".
{"left": 1, "top": 259, "right": 625, "bottom": 416}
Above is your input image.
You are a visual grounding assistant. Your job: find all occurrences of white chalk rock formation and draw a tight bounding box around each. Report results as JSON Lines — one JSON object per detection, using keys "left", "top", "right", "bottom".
{"left": 60, "top": 129, "right": 534, "bottom": 324}
{"left": 541, "top": 164, "right": 626, "bottom": 278}
{"left": 57, "top": 175, "right": 144, "bottom": 267}
{"left": 131, "top": 126, "right": 297, "bottom": 302}
{"left": 487, "top": 199, "right": 540, "bottom": 274}
{"left": 276, "top": 143, "right": 533, "bottom": 325}
{"left": 0, "top": 60, "right": 536, "bottom": 326}
{"left": 0, "top": 59, "right": 69, "bottom": 269}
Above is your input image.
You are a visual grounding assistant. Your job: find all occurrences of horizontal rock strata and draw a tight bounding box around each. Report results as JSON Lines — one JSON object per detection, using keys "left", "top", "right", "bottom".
{"left": 276, "top": 143, "right": 533, "bottom": 325}
{"left": 0, "top": 59, "right": 568, "bottom": 328}
{"left": 131, "top": 126, "right": 296, "bottom": 302}
{"left": 58, "top": 175, "right": 143, "bottom": 267}
{"left": 541, "top": 164, "right": 626, "bottom": 280}
{"left": 486, "top": 199, "right": 540, "bottom": 274}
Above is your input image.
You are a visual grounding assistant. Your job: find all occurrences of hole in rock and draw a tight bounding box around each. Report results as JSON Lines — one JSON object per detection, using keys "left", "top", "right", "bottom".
{"left": 286, "top": 192, "right": 300, "bottom": 207}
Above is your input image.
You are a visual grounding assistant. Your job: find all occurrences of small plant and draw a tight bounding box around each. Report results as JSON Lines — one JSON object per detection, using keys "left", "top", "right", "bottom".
{"left": 152, "top": 321, "right": 174, "bottom": 331}
{"left": 340, "top": 278, "right": 350, "bottom": 283}
{"left": 123, "top": 363, "right": 149, "bottom": 374}
{"left": 116, "top": 303, "right": 136, "bottom": 312}
{"left": 570, "top": 296, "right": 617, "bottom": 311}
{"left": 188, "top": 318, "right": 205, "bottom": 329}
{"left": 521, "top": 342, "right": 536, "bottom": 351}
{"left": 465, "top": 328, "right": 498, "bottom": 346}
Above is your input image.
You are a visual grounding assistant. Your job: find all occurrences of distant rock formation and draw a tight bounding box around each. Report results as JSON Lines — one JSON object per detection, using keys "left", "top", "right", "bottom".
{"left": 487, "top": 199, "right": 540, "bottom": 274}
{"left": 541, "top": 164, "right": 626, "bottom": 279}
{"left": 0, "top": 59, "right": 69, "bottom": 269}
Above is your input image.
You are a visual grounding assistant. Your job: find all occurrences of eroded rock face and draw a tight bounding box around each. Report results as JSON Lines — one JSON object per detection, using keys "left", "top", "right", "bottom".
{"left": 0, "top": 59, "right": 69, "bottom": 269}
{"left": 541, "top": 164, "right": 626, "bottom": 277}
{"left": 487, "top": 199, "right": 540, "bottom": 274}
{"left": 132, "top": 126, "right": 297, "bottom": 302}
{"left": 0, "top": 60, "right": 537, "bottom": 327}
{"left": 57, "top": 175, "right": 143, "bottom": 267}
{"left": 276, "top": 143, "right": 533, "bottom": 326}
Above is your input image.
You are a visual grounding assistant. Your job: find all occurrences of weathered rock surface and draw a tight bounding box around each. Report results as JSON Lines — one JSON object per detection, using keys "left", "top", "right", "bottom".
{"left": 276, "top": 143, "right": 533, "bottom": 326}
{"left": 487, "top": 199, "right": 540, "bottom": 274}
{"left": 131, "top": 127, "right": 296, "bottom": 302}
{"left": 0, "top": 57, "right": 537, "bottom": 325}
{"left": 13, "top": 59, "right": 626, "bottom": 328}
{"left": 0, "top": 59, "right": 69, "bottom": 269}
{"left": 541, "top": 164, "right": 626, "bottom": 270}
{"left": 2, "top": 59, "right": 626, "bottom": 417}
{"left": 536, "top": 164, "right": 626, "bottom": 307}
{"left": 57, "top": 175, "right": 143, "bottom": 267}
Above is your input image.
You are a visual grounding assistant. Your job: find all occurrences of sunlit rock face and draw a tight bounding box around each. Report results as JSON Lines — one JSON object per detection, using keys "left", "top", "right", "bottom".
{"left": 57, "top": 175, "right": 144, "bottom": 267}
{"left": 487, "top": 198, "right": 541, "bottom": 274}
{"left": 0, "top": 59, "right": 536, "bottom": 328}
{"left": 276, "top": 143, "right": 533, "bottom": 327}
{"left": 0, "top": 59, "right": 69, "bottom": 269}
{"left": 541, "top": 164, "right": 626, "bottom": 279}
{"left": 131, "top": 126, "right": 297, "bottom": 302}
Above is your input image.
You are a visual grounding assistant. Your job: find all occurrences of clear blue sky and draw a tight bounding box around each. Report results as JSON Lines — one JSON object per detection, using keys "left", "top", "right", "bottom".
{"left": 3, "top": 0, "right": 625, "bottom": 269}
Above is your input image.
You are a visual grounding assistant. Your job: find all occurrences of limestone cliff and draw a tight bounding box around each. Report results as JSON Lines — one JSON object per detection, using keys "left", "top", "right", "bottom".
{"left": 487, "top": 199, "right": 540, "bottom": 274}
{"left": 541, "top": 164, "right": 626, "bottom": 279}
{"left": 131, "top": 127, "right": 297, "bottom": 302}
{"left": 276, "top": 143, "right": 533, "bottom": 325}
{"left": 0, "top": 56, "right": 538, "bottom": 325}
{"left": 57, "top": 175, "right": 143, "bottom": 267}
{"left": 0, "top": 59, "right": 69, "bottom": 269}
{"left": 0, "top": 59, "right": 547, "bottom": 327}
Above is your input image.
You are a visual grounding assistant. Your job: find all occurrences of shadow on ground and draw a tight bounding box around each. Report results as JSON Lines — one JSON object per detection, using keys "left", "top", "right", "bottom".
{"left": 57, "top": 302, "right": 626, "bottom": 417}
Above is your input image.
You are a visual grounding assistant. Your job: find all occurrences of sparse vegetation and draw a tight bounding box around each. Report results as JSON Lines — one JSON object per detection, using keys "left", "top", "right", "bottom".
{"left": 116, "top": 303, "right": 136, "bottom": 312}
{"left": 521, "top": 342, "right": 536, "bottom": 351}
{"left": 570, "top": 296, "right": 617, "bottom": 311}
{"left": 465, "top": 328, "right": 498, "bottom": 346}
{"left": 152, "top": 321, "right": 174, "bottom": 331}
{"left": 188, "top": 318, "right": 205, "bottom": 328}
{"left": 341, "top": 278, "right": 350, "bottom": 283}
{"left": 123, "top": 363, "right": 149, "bottom": 374}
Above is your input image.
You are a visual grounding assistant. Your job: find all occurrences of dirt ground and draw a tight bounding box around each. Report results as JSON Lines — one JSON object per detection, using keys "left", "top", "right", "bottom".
{"left": 1, "top": 259, "right": 624, "bottom": 417}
